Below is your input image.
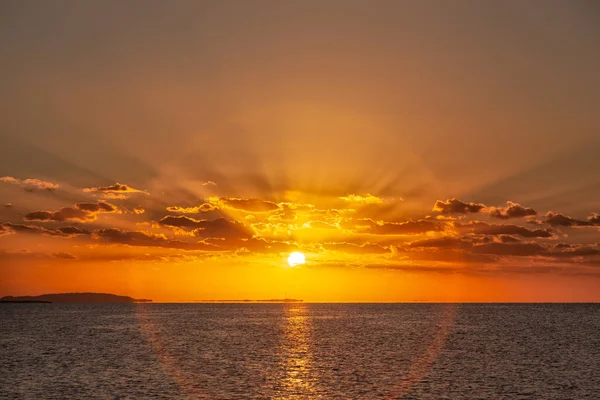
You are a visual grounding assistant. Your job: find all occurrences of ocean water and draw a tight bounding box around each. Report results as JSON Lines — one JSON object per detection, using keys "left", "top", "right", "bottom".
{"left": 1, "top": 303, "right": 599, "bottom": 399}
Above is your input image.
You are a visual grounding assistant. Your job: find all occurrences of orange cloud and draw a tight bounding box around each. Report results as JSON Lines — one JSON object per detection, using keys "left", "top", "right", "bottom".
{"left": 340, "top": 193, "right": 384, "bottom": 204}
{"left": 0, "top": 176, "right": 59, "bottom": 192}
{"left": 83, "top": 183, "right": 148, "bottom": 195}
{"left": 166, "top": 203, "right": 216, "bottom": 213}
{"left": 216, "top": 197, "right": 279, "bottom": 212}
{"left": 365, "top": 219, "right": 444, "bottom": 235}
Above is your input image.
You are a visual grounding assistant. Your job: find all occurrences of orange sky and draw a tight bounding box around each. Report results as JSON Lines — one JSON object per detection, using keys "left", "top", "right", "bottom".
{"left": 1, "top": 1, "right": 600, "bottom": 301}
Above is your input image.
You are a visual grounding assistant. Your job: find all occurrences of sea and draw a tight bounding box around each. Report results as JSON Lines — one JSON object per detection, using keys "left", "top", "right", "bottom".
{"left": 1, "top": 303, "right": 599, "bottom": 399}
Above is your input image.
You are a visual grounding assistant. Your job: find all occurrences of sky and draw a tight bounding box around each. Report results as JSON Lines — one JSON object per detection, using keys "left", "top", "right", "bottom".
{"left": 1, "top": 1, "right": 599, "bottom": 302}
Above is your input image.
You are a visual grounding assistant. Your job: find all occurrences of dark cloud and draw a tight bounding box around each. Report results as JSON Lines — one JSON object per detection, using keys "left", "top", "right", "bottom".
{"left": 433, "top": 198, "right": 485, "bottom": 214}
{"left": 93, "top": 228, "right": 217, "bottom": 250}
{"left": 158, "top": 215, "right": 204, "bottom": 229}
{"left": 25, "top": 211, "right": 59, "bottom": 221}
{"left": 548, "top": 244, "right": 600, "bottom": 258}
{"left": 76, "top": 202, "right": 116, "bottom": 212}
{"left": 498, "top": 235, "right": 521, "bottom": 243}
{"left": 0, "top": 224, "right": 11, "bottom": 237}
{"left": 458, "top": 221, "right": 554, "bottom": 238}
{"left": 471, "top": 242, "right": 547, "bottom": 256}
{"left": 489, "top": 201, "right": 537, "bottom": 220}
{"left": 159, "top": 216, "right": 253, "bottom": 240}
{"left": 543, "top": 212, "right": 600, "bottom": 227}
{"left": 475, "top": 224, "right": 553, "bottom": 238}
{"left": 544, "top": 212, "right": 592, "bottom": 227}
{"left": 364, "top": 264, "right": 457, "bottom": 273}
{"left": 219, "top": 197, "right": 279, "bottom": 212}
{"left": 0, "top": 223, "right": 90, "bottom": 237}
{"left": 1, "top": 223, "right": 62, "bottom": 237}
{"left": 192, "top": 218, "right": 253, "bottom": 240}
{"left": 57, "top": 226, "right": 90, "bottom": 236}
{"left": 408, "top": 237, "right": 473, "bottom": 249}
{"left": 24, "top": 202, "right": 117, "bottom": 222}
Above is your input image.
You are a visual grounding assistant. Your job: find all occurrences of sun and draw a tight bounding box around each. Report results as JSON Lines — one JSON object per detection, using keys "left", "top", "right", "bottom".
{"left": 287, "top": 252, "right": 306, "bottom": 267}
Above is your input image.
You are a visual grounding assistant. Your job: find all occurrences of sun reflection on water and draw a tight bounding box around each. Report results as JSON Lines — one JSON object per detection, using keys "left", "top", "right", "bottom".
{"left": 274, "top": 303, "right": 319, "bottom": 399}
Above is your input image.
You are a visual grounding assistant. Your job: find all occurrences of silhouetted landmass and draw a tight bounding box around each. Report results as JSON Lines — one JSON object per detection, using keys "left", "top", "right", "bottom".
{"left": 0, "top": 300, "right": 51, "bottom": 304}
{"left": 0, "top": 293, "right": 152, "bottom": 303}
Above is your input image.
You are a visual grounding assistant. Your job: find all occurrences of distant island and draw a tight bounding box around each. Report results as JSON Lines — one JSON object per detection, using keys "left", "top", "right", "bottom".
{"left": 0, "top": 293, "right": 152, "bottom": 303}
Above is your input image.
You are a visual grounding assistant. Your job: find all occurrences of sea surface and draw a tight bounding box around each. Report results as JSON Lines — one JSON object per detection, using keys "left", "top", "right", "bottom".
{"left": 1, "top": 303, "right": 599, "bottom": 399}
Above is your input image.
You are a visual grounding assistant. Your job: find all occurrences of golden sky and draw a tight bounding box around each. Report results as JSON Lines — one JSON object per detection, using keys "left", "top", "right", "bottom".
{"left": 1, "top": 1, "right": 600, "bottom": 301}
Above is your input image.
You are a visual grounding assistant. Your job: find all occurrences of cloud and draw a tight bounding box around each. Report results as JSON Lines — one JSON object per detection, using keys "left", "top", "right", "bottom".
{"left": 363, "top": 263, "right": 463, "bottom": 274}
{"left": 365, "top": 219, "right": 444, "bottom": 235}
{"left": 488, "top": 201, "right": 537, "bottom": 220}
{"left": 0, "top": 223, "right": 88, "bottom": 237}
{"left": 323, "top": 242, "right": 390, "bottom": 254}
{"left": 166, "top": 203, "right": 217, "bottom": 213}
{"left": 192, "top": 218, "right": 253, "bottom": 240}
{"left": 433, "top": 198, "right": 485, "bottom": 214}
{"left": 159, "top": 216, "right": 253, "bottom": 240}
{"left": 24, "top": 202, "right": 117, "bottom": 222}
{"left": 202, "top": 181, "right": 217, "bottom": 186}
{"left": 75, "top": 202, "right": 116, "bottom": 212}
{"left": 4, "top": 203, "right": 13, "bottom": 208}
{"left": 0, "top": 224, "right": 12, "bottom": 237}
{"left": 159, "top": 215, "right": 205, "bottom": 229}
{"left": 548, "top": 244, "right": 600, "bottom": 258}
{"left": 0, "top": 176, "right": 59, "bottom": 192}
{"left": 303, "top": 221, "right": 338, "bottom": 230}
{"left": 57, "top": 226, "right": 90, "bottom": 236}
{"left": 471, "top": 242, "right": 547, "bottom": 256}
{"left": 473, "top": 223, "right": 554, "bottom": 238}
{"left": 498, "top": 235, "right": 521, "bottom": 243}
{"left": 83, "top": 183, "right": 148, "bottom": 195}
{"left": 340, "top": 194, "right": 383, "bottom": 205}
{"left": 93, "top": 228, "right": 217, "bottom": 250}
{"left": 408, "top": 237, "right": 473, "bottom": 249}
{"left": 267, "top": 210, "right": 297, "bottom": 222}
{"left": 215, "top": 197, "right": 279, "bottom": 212}
{"left": 458, "top": 221, "right": 554, "bottom": 238}
{"left": 544, "top": 212, "right": 599, "bottom": 227}
{"left": 25, "top": 209, "right": 91, "bottom": 222}
{"left": 52, "top": 252, "right": 77, "bottom": 260}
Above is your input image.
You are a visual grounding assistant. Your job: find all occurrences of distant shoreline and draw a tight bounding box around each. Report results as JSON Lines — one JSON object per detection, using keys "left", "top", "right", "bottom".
{"left": 0, "top": 293, "right": 152, "bottom": 303}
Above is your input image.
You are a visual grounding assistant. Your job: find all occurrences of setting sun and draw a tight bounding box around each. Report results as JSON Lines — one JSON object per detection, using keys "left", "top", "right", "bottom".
{"left": 287, "top": 252, "right": 306, "bottom": 267}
